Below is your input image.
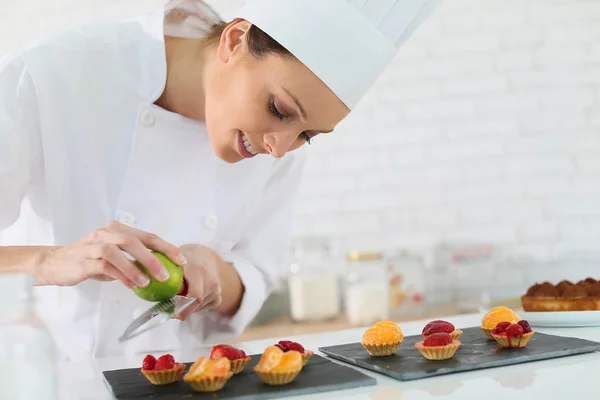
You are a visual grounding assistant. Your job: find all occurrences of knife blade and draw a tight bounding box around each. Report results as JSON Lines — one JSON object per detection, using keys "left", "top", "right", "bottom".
{"left": 118, "top": 295, "right": 197, "bottom": 342}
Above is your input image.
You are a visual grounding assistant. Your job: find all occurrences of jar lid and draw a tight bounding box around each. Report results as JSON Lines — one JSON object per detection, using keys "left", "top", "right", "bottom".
{"left": 347, "top": 251, "right": 383, "bottom": 261}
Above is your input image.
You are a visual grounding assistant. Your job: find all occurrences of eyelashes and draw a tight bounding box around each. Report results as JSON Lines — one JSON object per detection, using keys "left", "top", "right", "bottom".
{"left": 269, "top": 100, "right": 312, "bottom": 144}
{"left": 269, "top": 100, "right": 286, "bottom": 121}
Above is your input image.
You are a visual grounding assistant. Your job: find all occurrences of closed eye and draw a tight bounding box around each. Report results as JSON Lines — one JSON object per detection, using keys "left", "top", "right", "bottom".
{"left": 269, "top": 100, "right": 286, "bottom": 121}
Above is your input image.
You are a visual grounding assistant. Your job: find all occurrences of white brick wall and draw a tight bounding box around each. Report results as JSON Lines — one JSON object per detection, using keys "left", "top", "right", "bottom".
{"left": 293, "top": 0, "right": 600, "bottom": 266}
{"left": 2, "top": 0, "right": 600, "bottom": 280}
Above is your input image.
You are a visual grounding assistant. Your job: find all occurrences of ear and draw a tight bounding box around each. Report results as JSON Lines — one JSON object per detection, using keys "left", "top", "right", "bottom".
{"left": 217, "top": 19, "right": 252, "bottom": 63}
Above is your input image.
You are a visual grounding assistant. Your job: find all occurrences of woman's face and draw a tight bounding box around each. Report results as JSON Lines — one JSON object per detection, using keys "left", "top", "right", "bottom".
{"left": 204, "top": 20, "right": 350, "bottom": 163}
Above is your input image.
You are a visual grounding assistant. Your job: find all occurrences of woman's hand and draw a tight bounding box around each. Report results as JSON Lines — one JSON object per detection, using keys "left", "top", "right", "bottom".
{"left": 175, "top": 244, "right": 223, "bottom": 319}
{"left": 36, "top": 221, "right": 186, "bottom": 288}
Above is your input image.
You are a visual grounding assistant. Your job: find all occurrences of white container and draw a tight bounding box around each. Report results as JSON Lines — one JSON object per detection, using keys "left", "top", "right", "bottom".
{"left": 0, "top": 273, "right": 59, "bottom": 400}
{"left": 288, "top": 238, "right": 340, "bottom": 322}
{"left": 344, "top": 252, "right": 389, "bottom": 326}
{"left": 289, "top": 273, "right": 340, "bottom": 321}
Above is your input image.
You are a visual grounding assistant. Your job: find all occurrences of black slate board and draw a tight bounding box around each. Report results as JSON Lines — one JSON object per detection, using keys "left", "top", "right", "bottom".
{"left": 103, "top": 354, "right": 376, "bottom": 399}
{"left": 318, "top": 326, "right": 600, "bottom": 381}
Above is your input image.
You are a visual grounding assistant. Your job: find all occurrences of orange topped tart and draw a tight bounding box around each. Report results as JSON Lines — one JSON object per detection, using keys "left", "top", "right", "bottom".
{"left": 415, "top": 332, "right": 461, "bottom": 360}
{"left": 183, "top": 357, "right": 233, "bottom": 392}
{"left": 490, "top": 320, "right": 535, "bottom": 348}
{"left": 521, "top": 278, "right": 600, "bottom": 312}
{"left": 253, "top": 345, "right": 304, "bottom": 385}
{"left": 421, "top": 320, "right": 463, "bottom": 340}
{"left": 273, "top": 340, "right": 314, "bottom": 366}
{"left": 361, "top": 320, "right": 404, "bottom": 356}
{"left": 480, "top": 306, "right": 520, "bottom": 338}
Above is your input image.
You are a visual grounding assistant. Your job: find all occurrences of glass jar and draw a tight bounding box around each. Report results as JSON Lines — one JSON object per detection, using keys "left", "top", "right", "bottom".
{"left": 387, "top": 249, "right": 428, "bottom": 319}
{"left": 287, "top": 237, "right": 341, "bottom": 322}
{"left": 0, "top": 273, "right": 59, "bottom": 400}
{"left": 344, "top": 251, "right": 389, "bottom": 326}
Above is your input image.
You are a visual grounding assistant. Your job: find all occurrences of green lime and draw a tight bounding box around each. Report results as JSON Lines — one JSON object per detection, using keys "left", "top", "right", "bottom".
{"left": 132, "top": 251, "right": 184, "bottom": 302}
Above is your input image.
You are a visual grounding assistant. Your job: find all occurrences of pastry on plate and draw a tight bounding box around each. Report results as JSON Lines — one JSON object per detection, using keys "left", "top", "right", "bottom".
{"left": 421, "top": 320, "right": 463, "bottom": 340}
{"left": 253, "top": 345, "right": 303, "bottom": 385}
{"left": 183, "top": 357, "right": 233, "bottom": 392}
{"left": 490, "top": 320, "right": 535, "bottom": 348}
{"left": 480, "top": 306, "right": 520, "bottom": 338}
{"left": 210, "top": 344, "right": 251, "bottom": 374}
{"left": 521, "top": 278, "right": 600, "bottom": 312}
{"left": 274, "top": 340, "right": 314, "bottom": 366}
{"left": 414, "top": 332, "right": 461, "bottom": 360}
{"left": 361, "top": 320, "right": 404, "bottom": 356}
{"left": 140, "top": 354, "right": 186, "bottom": 385}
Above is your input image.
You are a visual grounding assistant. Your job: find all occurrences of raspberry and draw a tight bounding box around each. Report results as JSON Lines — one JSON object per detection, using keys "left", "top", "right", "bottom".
{"left": 142, "top": 355, "right": 156, "bottom": 371}
{"left": 287, "top": 342, "right": 305, "bottom": 353}
{"left": 492, "top": 321, "right": 512, "bottom": 334}
{"left": 422, "top": 320, "right": 455, "bottom": 337}
{"left": 154, "top": 354, "right": 175, "bottom": 370}
{"left": 211, "top": 345, "right": 247, "bottom": 360}
{"left": 274, "top": 343, "right": 287, "bottom": 352}
{"left": 517, "top": 320, "right": 532, "bottom": 333}
{"left": 276, "top": 340, "right": 293, "bottom": 351}
{"left": 423, "top": 333, "right": 453, "bottom": 347}
{"left": 506, "top": 324, "right": 524, "bottom": 338}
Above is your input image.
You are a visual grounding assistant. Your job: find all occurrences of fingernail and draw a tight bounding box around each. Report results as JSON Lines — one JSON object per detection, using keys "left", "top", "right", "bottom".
{"left": 138, "top": 274, "right": 151, "bottom": 287}
{"left": 158, "top": 268, "right": 170, "bottom": 282}
{"left": 176, "top": 254, "right": 187, "bottom": 266}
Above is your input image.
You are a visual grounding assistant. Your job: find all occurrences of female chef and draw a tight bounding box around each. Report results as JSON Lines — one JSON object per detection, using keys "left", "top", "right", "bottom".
{"left": 0, "top": 0, "right": 441, "bottom": 360}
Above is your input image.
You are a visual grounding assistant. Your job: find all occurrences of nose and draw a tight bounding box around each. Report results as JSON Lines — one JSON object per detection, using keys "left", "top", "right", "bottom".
{"left": 263, "top": 132, "right": 298, "bottom": 158}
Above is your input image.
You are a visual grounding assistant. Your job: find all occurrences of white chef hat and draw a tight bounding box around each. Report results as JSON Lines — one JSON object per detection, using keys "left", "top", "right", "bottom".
{"left": 236, "top": 0, "right": 442, "bottom": 109}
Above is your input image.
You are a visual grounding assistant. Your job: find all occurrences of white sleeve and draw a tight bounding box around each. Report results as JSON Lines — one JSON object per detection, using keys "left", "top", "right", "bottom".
{"left": 0, "top": 54, "right": 42, "bottom": 230}
{"left": 206, "top": 150, "right": 307, "bottom": 339}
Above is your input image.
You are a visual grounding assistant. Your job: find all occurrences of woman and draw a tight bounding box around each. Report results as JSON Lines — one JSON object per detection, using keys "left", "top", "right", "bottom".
{"left": 0, "top": 0, "right": 440, "bottom": 361}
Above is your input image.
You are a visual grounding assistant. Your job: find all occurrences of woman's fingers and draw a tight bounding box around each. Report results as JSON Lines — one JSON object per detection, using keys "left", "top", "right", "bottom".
{"left": 91, "top": 226, "right": 172, "bottom": 283}
{"left": 87, "top": 259, "right": 135, "bottom": 289}
{"left": 103, "top": 221, "right": 187, "bottom": 267}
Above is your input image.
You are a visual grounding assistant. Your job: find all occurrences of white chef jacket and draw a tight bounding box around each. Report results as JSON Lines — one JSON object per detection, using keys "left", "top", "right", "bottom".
{"left": 0, "top": 7, "right": 305, "bottom": 361}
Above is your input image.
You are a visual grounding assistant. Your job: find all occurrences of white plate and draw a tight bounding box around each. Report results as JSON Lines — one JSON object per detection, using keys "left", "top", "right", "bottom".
{"left": 520, "top": 310, "right": 600, "bottom": 327}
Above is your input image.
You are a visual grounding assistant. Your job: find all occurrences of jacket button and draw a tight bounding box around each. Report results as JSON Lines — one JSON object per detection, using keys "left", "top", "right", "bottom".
{"left": 118, "top": 212, "right": 135, "bottom": 227}
{"left": 203, "top": 215, "right": 218, "bottom": 230}
{"left": 140, "top": 111, "right": 155, "bottom": 127}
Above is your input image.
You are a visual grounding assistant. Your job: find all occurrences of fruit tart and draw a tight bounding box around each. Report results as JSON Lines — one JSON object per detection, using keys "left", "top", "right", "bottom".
{"left": 490, "top": 320, "right": 535, "bottom": 348}
{"left": 183, "top": 356, "right": 233, "bottom": 392}
{"left": 210, "top": 344, "right": 251, "bottom": 374}
{"left": 521, "top": 278, "right": 600, "bottom": 312}
{"left": 274, "top": 340, "right": 314, "bottom": 366}
{"left": 253, "top": 345, "right": 303, "bottom": 385}
{"left": 422, "top": 320, "right": 463, "bottom": 340}
{"left": 414, "top": 333, "right": 461, "bottom": 360}
{"left": 480, "top": 306, "right": 520, "bottom": 338}
{"left": 140, "top": 354, "right": 186, "bottom": 385}
{"left": 361, "top": 320, "right": 404, "bottom": 356}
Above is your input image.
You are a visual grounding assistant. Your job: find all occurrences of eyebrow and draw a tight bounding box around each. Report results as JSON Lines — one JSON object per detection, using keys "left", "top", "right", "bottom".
{"left": 281, "top": 87, "right": 335, "bottom": 134}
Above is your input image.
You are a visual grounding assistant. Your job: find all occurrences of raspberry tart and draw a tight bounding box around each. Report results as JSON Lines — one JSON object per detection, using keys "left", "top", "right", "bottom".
{"left": 361, "top": 320, "right": 404, "bottom": 356}
{"left": 210, "top": 344, "right": 251, "bottom": 374}
{"left": 414, "top": 333, "right": 461, "bottom": 360}
{"left": 253, "top": 345, "right": 303, "bottom": 385}
{"left": 490, "top": 320, "right": 535, "bottom": 348}
{"left": 183, "top": 356, "right": 234, "bottom": 392}
{"left": 140, "top": 354, "right": 186, "bottom": 385}
{"left": 521, "top": 278, "right": 600, "bottom": 312}
{"left": 480, "top": 306, "right": 520, "bottom": 339}
{"left": 274, "top": 340, "right": 314, "bottom": 366}
{"left": 422, "top": 320, "right": 463, "bottom": 340}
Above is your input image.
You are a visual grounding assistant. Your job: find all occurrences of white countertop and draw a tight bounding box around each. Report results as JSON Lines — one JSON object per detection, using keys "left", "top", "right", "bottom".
{"left": 60, "top": 313, "right": 600, "bottom": 400}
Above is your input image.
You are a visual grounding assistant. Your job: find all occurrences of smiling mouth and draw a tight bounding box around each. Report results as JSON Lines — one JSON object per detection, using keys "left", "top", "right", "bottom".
{"left": 241, "top": 132, "right": 258, "bottom": 155}
{"left": 237, "top": 131, "right": 259, "bottom": 159}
